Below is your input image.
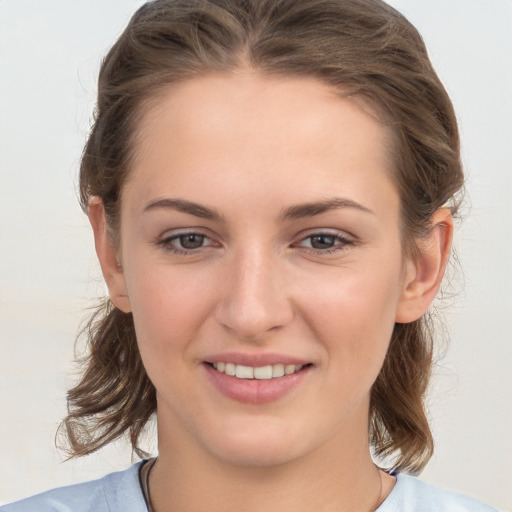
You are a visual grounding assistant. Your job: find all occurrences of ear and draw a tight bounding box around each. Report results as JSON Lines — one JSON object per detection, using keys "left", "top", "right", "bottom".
{"left": 395, "top": 208, "right": 453, "bottom": 323}
{"left": 88, "top": 197, "right": 132, "bottom": 313}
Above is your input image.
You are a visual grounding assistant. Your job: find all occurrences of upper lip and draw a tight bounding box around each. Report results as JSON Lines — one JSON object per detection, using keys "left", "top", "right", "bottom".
{"left": 203, "top": 352, "right": 311, "bottom": 367}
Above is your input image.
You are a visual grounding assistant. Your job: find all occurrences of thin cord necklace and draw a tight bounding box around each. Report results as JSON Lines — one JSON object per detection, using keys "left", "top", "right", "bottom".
{"left": 140, "top": 458, "right": 156, "bottom": 512}
{"left": 141, "top": 459, "right": 385, "bottom": 512}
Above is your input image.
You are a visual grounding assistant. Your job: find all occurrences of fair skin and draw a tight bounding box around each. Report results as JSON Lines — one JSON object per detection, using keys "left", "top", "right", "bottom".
{"left": 90, "top": 71, "right": 452, "bottom": 512}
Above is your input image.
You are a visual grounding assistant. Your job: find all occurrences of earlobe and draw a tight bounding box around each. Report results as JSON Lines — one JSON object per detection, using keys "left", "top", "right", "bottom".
{"left": 395, "top": 208, "right": 453, "bottom": 323}
{"left": 88, "top": 197, "right": 132, "bottom": 313}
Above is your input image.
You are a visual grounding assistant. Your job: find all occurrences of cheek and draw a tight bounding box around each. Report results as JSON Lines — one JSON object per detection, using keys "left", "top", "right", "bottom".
{"left": 124, "top": 262, "right": 215, "bottom": 361}
{"left": 297, "top": 258, "right": 403, "bottom": 373}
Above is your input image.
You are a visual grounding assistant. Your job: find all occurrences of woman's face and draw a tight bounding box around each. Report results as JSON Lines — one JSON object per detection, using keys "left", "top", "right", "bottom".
{"left": 115, "top": 72, "right": 416, "bottom": 466}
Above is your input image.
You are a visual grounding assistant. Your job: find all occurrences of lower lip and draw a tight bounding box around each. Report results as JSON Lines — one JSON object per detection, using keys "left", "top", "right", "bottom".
{"left": 203, "top": 363, "right": 310, "bottom": 404}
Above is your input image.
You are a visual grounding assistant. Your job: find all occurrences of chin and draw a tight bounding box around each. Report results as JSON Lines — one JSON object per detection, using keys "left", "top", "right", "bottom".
{"left": 210, "top": 441, "right": 302, "bottom": 468}
{"left": 199, "top": 421, "right": 309, "bottom": 468}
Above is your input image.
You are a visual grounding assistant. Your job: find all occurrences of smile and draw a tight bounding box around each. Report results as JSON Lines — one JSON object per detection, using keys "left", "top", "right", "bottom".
{"left": 210, "top": 362, "right": 304, "bottom": 380}
{"left": 204, "top": 359, "right": 312, "bottom": 404}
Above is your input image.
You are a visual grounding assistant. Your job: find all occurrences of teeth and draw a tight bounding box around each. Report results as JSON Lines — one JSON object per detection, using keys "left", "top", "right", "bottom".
{"left": 254, "top": 365, "right": 272, "bottom": 379}
{"left": 285, "top": 364, "right": 297, "bottom": 375}
{"left": 272, "top": 363, "right": 285, "bottom": 378}
{"left": 235, "top": 365, "right": 254, "bottom": 379}
{"left": 211, "top": 362, "right": 304, "bottom": 379}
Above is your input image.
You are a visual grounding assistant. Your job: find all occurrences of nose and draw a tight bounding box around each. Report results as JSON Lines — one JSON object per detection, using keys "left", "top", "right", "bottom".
{"left": 214, "top": 247, "right": 294, "bottom": 342}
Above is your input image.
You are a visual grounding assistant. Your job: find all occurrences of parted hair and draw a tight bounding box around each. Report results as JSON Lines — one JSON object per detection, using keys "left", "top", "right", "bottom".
{"left": 63, "top": 0, "right": 463, "bottom": 474}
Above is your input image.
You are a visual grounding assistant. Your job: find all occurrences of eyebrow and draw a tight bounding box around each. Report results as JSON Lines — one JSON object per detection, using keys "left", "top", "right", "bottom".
{"left": 143, "top": 198, "right": 225, "bottom": 221}
{"left": 143, "top": 196, "right": 374, "bottom": 221}
{"left": 279, "top": 197, "right": 375, "bottom": 221}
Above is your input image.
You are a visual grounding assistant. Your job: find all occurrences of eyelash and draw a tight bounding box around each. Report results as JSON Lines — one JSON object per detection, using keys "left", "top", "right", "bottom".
{"left": 157, "top": 231, "right": 354, "bottom": 256}
{"left": 158, "top": 232, "right": 216, "bottom": 255}
{"left": 293, "top": 232, "right": 354, "bottom": 254}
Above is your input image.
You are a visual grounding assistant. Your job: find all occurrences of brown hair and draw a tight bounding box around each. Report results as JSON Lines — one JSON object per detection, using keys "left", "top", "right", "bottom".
{"left": 62, "top": 0, "right": 463, "bottom": 474}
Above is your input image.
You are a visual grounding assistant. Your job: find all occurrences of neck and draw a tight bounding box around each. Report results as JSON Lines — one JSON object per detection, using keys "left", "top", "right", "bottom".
{"left": 149, "top": 414, "right": 389, "bottom": 512}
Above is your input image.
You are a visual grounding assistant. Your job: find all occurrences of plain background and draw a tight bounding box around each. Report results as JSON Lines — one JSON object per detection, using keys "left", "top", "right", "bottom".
{"left": 0, "top": 0, "right": 511, "bottom": 509}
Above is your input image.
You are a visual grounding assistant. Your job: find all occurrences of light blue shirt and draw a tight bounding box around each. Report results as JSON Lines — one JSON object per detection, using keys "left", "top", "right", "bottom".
{"left": 1, "top": 462, "right": 498, "bottom": 511}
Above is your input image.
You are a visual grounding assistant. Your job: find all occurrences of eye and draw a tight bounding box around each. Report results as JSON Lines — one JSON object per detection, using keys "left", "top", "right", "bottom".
{"left": 308, "top": 234, "right": 338, "bottom": 250}
{"left": 158, "top": 231, "right": 217, "bottom": 254}
{"left": 176, "top": 233, "right": 206, "bottom": 249}
{"left": 294, "top": 232, "right": 354, "bottom": 254}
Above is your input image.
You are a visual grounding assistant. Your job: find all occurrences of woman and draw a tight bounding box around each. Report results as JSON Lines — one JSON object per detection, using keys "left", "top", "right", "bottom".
{"left": 1, "top": 0, "right": 499, "bottom": 511}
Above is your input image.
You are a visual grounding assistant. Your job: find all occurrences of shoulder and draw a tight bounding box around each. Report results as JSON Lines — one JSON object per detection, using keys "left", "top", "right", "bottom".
{"left": 378, "top": 473, "right": 499, "bottom": 512}
{"left": 0, "top": 462, "right": 147, "bottom": 512}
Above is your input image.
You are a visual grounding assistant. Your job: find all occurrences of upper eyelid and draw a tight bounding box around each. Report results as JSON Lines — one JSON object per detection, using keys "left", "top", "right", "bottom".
{"left": 160, "top": 227, "right": 214, "bottom": 240}
{"left": 294, "top": 228, "right": 354, "bottom": 242}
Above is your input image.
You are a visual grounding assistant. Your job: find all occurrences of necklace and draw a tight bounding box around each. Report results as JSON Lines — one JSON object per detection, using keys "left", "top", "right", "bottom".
{"left": 140, "top": 459, "right": 384, "bottom": 512}
{"left": 140, "top": 458, "right": 157, "bottom": 512}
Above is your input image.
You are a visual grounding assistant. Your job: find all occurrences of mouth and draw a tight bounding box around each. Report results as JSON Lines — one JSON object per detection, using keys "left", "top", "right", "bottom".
{"left": 206, "top": 362, "right": 309, "bottom": 380}
{"left": 203, "top": 359, "right": 313, "bottom": 404}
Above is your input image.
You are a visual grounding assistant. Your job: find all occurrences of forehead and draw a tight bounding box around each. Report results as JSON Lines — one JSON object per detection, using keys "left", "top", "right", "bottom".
{"left": 125, "top": 72, "right": 398, "bottom": 219}
{"left": 135, "top": 71, "right": 391, "bottom": 155}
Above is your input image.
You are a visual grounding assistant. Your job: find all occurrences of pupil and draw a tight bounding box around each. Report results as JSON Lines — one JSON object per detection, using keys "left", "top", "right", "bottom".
{"left": 180, "top": 234, "right": 204, "bottom": 249}
{"left": 311, "top": 235, "right": 335, "bottom": 249}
